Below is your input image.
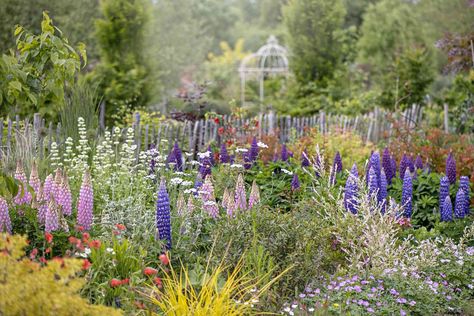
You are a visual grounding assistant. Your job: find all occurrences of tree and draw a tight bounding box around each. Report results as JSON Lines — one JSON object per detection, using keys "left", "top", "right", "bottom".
{"left": 89, "top": 0, "right": 151, "bottom": 121}
{"left": 283, "top": 0, "right": 346, "bottom": 86}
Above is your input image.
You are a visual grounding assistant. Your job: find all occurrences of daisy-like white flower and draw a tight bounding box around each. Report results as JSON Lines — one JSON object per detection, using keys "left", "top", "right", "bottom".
{"left": 257, "top": 142, "right": 268, "bottom": 148}
{"left": 181, "top": 181, "right": 193, "bottom": 187}
{"left": 236, "top": 148, "right": 248, "bottom": 153}
{"left": 281, "top": 168, "right": 293, "bottom": 175}
{"left": 170, "top": 178, "right": 183, "bottom": 185}
{"left": 197, "top": 151, "right": 211, "bottom": 159}
{"left": 231, "top": 164, "right": 243, "bottom": 169}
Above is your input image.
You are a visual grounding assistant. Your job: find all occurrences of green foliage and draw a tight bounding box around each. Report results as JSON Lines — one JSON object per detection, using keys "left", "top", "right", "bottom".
{"left": 444, "top": 71, "right": 474, "bottom": 134}
{"left": 0, "top": 12, "right": 85, "bottom": 120}
{"left": 89, "top": 0, "right": 150, "bottom": 122}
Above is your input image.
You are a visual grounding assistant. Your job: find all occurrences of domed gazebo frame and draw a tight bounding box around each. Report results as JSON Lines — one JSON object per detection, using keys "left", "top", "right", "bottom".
{"left": 238, "top": 35, "right": 289, "bottom": 110}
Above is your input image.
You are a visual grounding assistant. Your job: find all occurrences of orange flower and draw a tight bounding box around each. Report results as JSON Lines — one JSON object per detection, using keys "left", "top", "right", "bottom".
{"left": 82, "top": 232, "right": 90, "bottom": 242}
{"left": 88, "top": 240, "right": 101, "bottom": 249}
{"left": 75, "top": 225, "right": 85, "bottom": 232}
{"left": 68, "top": 236, "right": 79, "bottom": 244}
{"left": 153, "top": 277, "right": 162, "bottom": 288}
{"left": 115, "top": 224, "right": 126, "bottom": 231}
{"left": 29, "top": 248, "right": 38, "bottom": 259}
{"left": 159, "top": 253, "right": 169, "bottom": 265}
{"left": 110, "top": 278, "right": 122, "bottom": 288}
{"left": 121, "top": 278, "right": 130, "bottom": 285}
{"left": 45, "top": 232, "right": 53, "bottom": 244}
{"left": 82, "top": 259, "right": 91, "bottom": 270}
{"left": 143, "top": 267, "right": 158, "bottom": 276}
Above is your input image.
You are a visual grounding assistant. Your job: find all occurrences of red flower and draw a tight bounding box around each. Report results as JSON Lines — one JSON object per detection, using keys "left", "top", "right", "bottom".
{"left": 159, "top": 253, "right": 169, "bottom": 265}
{"left": 214, "top": 118, "right": 220, "bottom": 124}
{"left": 110, "top": 278, "right": 122, "bottom": 288}
{"left": 153, "top": 277, "right": 162, "bottom": 288}
{"left": 88, "top": 240, "right": 101, "bottom": 249}
{"left": 115, "top": 224, "right": 126, "bottom": 231}
{"left": 134, "top": 301, "right": 145, "bottom": 309}
{"left": 29, "top": 248, "right": 38, "bottom": 260}
{"left": 254, "top": 120, "right": 259, "bottom": 127}
{"left": 143, "top": 267, "right": 158, "bottom": 276}
{"left": 75, "top": 225, "right": 85, "bottom": 232}
{"left": 45, "top": 232, "right": 53, "bottom": 244}
{"left": 45, "top": 247, "right": 51, "bottom": 254}
{"left": 68, "top": 236, "right": 79, "bottom": 244}
{"left": 218, "top": 127, "right": 225, "bottom": 136}
{"left": 39, "top": 257, "right": 47, "bottom": 264}
{"left": 121, "top": 278, "right": 130, "bottom": 285}
{"left": 82, "top": 259, "right": 92, "bottom": 270}
{"left": 82, "top": 232, "right": 90, "bottom": 242}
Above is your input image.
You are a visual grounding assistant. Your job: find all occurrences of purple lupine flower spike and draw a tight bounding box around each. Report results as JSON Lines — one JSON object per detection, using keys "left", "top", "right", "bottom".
{"left": 390, "top": 156, "right": 397, "bottom": 179}
{"left": 29, "top": 161, "right": 41, "bottom": 197}
{"left": 219, "top": 143, "right": 230, "bottom": 163}
{"left": 167, "top": 147, "right": 176, "bottom": 168}
{"left": 52, "top": 169, "right": 62, "bottom": 204}
{"left": 368, "top": 167, "right": 378, "bottom": 198}
{"left": 382, "top": 148, "right": 392, "bottom": 183}
{"left": 249, "top": 137, "right": 259, "bottom": 163}
{"left": 0, "top": 198, "right": 12, "bottom": 234}
{"left": 37, "top": 186, "right": 48, "bottom": 225}
{"left": 399, "top": 154, "right": 410, "bottom": 179}
{"left": 248, "top": 180, "right": 261, "bottom": 208}
{"left": 401, "top": 172, "right": 413, "bottom": 218}
{"left": 14, "top": 161, "right": 31, "bottom": 205}
{"left": 291, "top": 173, "right": 300, "bottom": 191}
{"left": 301, "top": 149, "right": 310, "bottom": 167}
{"left": 156, "top": 177, "right": 171, "bottom": 249}
{"left": 45, "top": 200, "right": 60, "bottom": 233}
{"left": 234, "top": 174, "right": 247, "bottom": 211}
{"left": 414, "top": 155, "right": 423, "bottom": 170}
{"left": 243, "top": 152, "right": 252, "bottom": 170}
{"left": 454, "top": 188, "right": 467, "bottom": 219}
{"left": 379, "top": 169, "right": 388, "bottom": 213}
{"left": 194, "top": 175, "right": 203, "bottom": 196}
{"left": 459, "top": 176, "right": 470, "bottom": 215}
{"left": 365, "top": 158, "right": 372, "bottom": 186}
{"left": 77, "top": 171, "right": 94, "bottom": 231}
{"left": 407, "top": 156, "right": 415, "bottom": 173}
{"left": 333, "top": 151, "right": 343, "bottom": 173}
{"left": 60, "top": 173, "right": 72, "bottom": 216}
{"left": 200, "top": 175, "right": 219, "bottom": 218}
{"left": 446, "top": 152, "right": 457, "bottom": 185}
{"left": 315, "top": 155, "right": 321, "bottom": 178}
{"left": 173, "top": 142, "right": 183, "bottom": 171}
{"left": 281, "top": 144, "right": 289, "bottom": 162}
{"left": 198, "top": 152, "right": 212, "bottom": 179}
{"left": 344, "top": 164, "right": 359, "bottom": 214}
{"left": 439, "top": 176, "right": 450, "bottom": 215}
{"left": 370, "top": 152, "right": 382, "bottom": 199}
{"left": 441, "top": 196, "right": 453, "bottom": 222}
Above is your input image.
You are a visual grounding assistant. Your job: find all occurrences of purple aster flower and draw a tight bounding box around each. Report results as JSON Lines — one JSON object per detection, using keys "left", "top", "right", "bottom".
{"left": 301, "top": 149, "right": 310, "bottom": 167}
{"left": 402, "top": 172, "right": 413, "bottom": 218}
{"left": 459, "top": 176, "right": 470, "bottom": 215}
{"left": 382, "top": 148, "right": 393, "bottom": 183}
{"left": 0, "top": 198, "right": 12, "bottom": 234}
{"left": 446, "top": 153, "right": 457, "bottom": 184}
{"left": 399, "top": 154, "right": 410, "bottom": 179}
{"left": 234, "top": 174, "right": 247, "bottom": 211}
{"left": 439, "top": 176, "right": 450, "bottom": 215}
{"left": 249, "top": 137, "right": 259, "bottom": 163}
{"left": 156, "top": 177, "right": 172, "bottom": 249}
{"left": 77, "top": 171, "right": 94, "bottom": 231}
{"left": 414, "top": 155, "right": 423, "bottom": 170}
{"left": 441, "top": 196, "right": 453, "bottom": 222}
{"left": 344, "top": 164, "right": 359, "bottom": 214}
{"left": 454, "top": 188, "right": 467, "bottom": 219}
{"left": 333, "top": 151, "right": 343, "bottom": 173}
{"left": 219, "top": 143, "right": 230, "bottom": 163}
{"left": 281, "top": 144, "right": 289, "bottom": 162}
{"left": 14, "top": 161, "right": 31, "bottom": 205}
{"left": 291, "top": 173, "right": 300, "bottom": 191}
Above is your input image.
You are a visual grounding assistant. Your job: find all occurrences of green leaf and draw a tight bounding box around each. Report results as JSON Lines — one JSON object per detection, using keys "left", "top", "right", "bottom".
{"left": 8, "top": 80, "right": 22, "bottom": 92}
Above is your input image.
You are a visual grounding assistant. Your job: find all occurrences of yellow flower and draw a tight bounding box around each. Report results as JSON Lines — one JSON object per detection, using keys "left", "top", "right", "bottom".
{"left": 333, "top": 303, "right": 340, "bottom": 308}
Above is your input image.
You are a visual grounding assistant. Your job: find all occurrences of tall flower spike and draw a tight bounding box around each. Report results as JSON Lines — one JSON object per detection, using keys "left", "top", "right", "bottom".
{"left": 37, "top": 186, "right": 48, "bottom": 225}
{"left": 401, "top": 172, "right": 413, "bottom": 218}
{"left": 368, "top": 167, "right": 378, "bottom": 198}
{"left": 221, "top": 188, "right": 231, "bottom": 210}
{"left": 281, "top": 144, "right": 289, "bottom": 162}
{"left": 176, "top": 191, "right": 186, "bottom": 216}
{"left": 369, "top": 151, "right": 381, "bottom": 184}
{"left": 459, "top": 176, "right": 470, "bottom": 215}
{"left": 407, "top": 156, "right": 415, "bottom": 173}
{"left": 379, "top": 169, "right": 388, "bottom": 213}
{"left": 207, "top": 146, "right": 215, "bottom": 166}
{"left": 445, "top": 152, "right": 457, "bottom": 185}
{"left": 249, "top": 137, "right": 259, "bottom": 163}
{"left": 249, "top": 180, "right": 261, "bottom": 208}
{"left": 243, "top": 152, "right": 252, "bottom": 170}
{"left": 390, "top": 156, "right": 397, "bottom": 179}
{"left": 441, "top": 196, "right": 453, "bottom": 222}
{"left": 301, "top": 149, "right": 310, "bottom": 167}
{"left": 399, "top": 154, "right": 410, "bottom": 179}
{"left": 156, "top": 177, "right": 172, "bottom": 249}
{"left": 174, "top": 142, "right": 183, "bottom": 171}
{"left": 29, "top": 161, "right": 41, "bottom": 197}
{"left": 439, "top": 176, "right": 450, "bottom": 215}
{"left": 52, "top": 168, "right": 63, "bottom": 203}
{"left": 291, "top": 173, "right": 300, "bottom": 191}
{"left": 187, "top": 195, "right": 195, "bottom": 214}
{"left": 219, "top": 143, "right": 230, "bottom": 163}
{"left": 77, "top": 170, "right": 94, "bottom": 231}
{"left": 198, "top": 153, "right": 212, "bottom": 179}
{"left": 454, "top": 188, "right": 466, "bottom": 219}
{"left": 333, "top": 151, "right": 343, "bottom": 173}
{"left": 414, "top": 155, "right": 423, "bottom": 170}
{"left": 14, "top": 161, "right": 31, "bottom": 205}
{"left": 365, "top": 158, "right": 372, "bottom": 186}
{"left": 226, "top": 189, "right": 236, "bottom": 217}
{"left": 200, "top": 175, "right": 219, "bottom": 218}
{"left": 45, "top": 200, "right": 60, "bottom": 233}
{"left": 344, "top": 164, "right": 359, "bottom": 214}
{"left": 60, "top": 173, "right": 72, "bottom": 216}
{"left": 0, "top": 198, "right": 12, "bottom": 234}
{"left": 382, "top": 148, "right": 392, "bottom": 183}
{"left": 234, "top": 174, "right": 247, "bottom": 212}
{"left": 43, "top": 174, "right": 54, "bottom": 201}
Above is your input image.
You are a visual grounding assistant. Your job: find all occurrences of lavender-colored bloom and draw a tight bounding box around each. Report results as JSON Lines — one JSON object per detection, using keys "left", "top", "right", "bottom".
{"left": 77, "top": 171, "right": 94, "bottom": 231}
{"left": 333, "top": 151, "right": 343, "bottom": 173}
{"left": 441, "top": 196, "right": 453, "bottom": 222}
{"left": 29, "top": 162, "right": 41, "bottom": 197}
{"left": 379, "top": 169, "right": 388, "bottom": 213}
{"left": 173, "top": 142, "right": 183, "bottom": 171}
{"left": 219, "top": 143, "right": 230, "bottom": 163}
{"left": 156, "top": 177, "right": 172, "bottom": 249}
{"left": 459, "top": 176, "right": 470, "bottom": 215}
{"left": 315, "top": 155, "right": 321, "bottom": 178}
{"left": 391, "top": 156, "right": 397, "bottom": 178}
{"left": 0, "top": 198, "right": 12, "bottom": 234}
{"left": 230, "top": 154, "right": 235, "bottom": 165}
{"left": 301, "top": 149, "right": 310, "bottom": 167}
{"left": 368, "top": 167, "right": 378, "bottom": 198}
{"left": 45, "top": 200, "right": 59, "bottom": 233}
{"left": 14, "top": 162, "right": 31, "bottom": 205}
{"left": 454, "top": 188, "right": 467, "bottom": 219}
{"left": 439, "top": 176, "right": 450, "bottom": 214}
{"left": 281, "top": 144, "right": 289, "bottom": 162}
{"left": 199, "top": 154, "right": 212, "bottom": 179}
{"left": 194, "top": 175, "right": 203, "bottom": 196}
{"left": 248, "top": 180, "right": 261, "bottom": 208}
{"left": 401, "top": 172, "right": 413, "bottom": 218}
{"left": 382, "top": 148, "right": 393, "bottom": 183}
{"left": 200, "top": 175, "right": 219, "bottom": 218}
{"left": 407, "top": 156, "right": 415, "bottom": 173}
{"left": 365, "top": 159, "right": 372, "bottom": 186}
{"left": 399, "top": 154, "right": 410, "bottom": 179}
{"left": 234, "top": 174, "right": 247, "bottom": 211}
{"left": 370, "top": 151, "right": 381, "bottom": 184}
{"left": 37, "top": 187, "right": 47, "bottom": 225}
{"left": 291, "top": 173, "right": 300, "bottom": 191}
{"left": 243, "top": 152, "right": 252, "bottom": 170}
{"left": 249, "top": 137, "right": 259, "bottom": 162}
{"left": 344, "top": 164, "right": 359, "bottom": 214}
{"left": 414, "top": 155, "right": 423, "bottom": 170}
{"left": 59, "top": 174, "right": 72, "bottom": 216}
{"left": 446, "top": 153, "right": 457, "bottom": 184}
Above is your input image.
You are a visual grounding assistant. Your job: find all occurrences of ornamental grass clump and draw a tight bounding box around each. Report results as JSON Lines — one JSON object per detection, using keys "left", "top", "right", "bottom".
{"left": 156, "top": 177, "right": 172, "bottom": 250}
